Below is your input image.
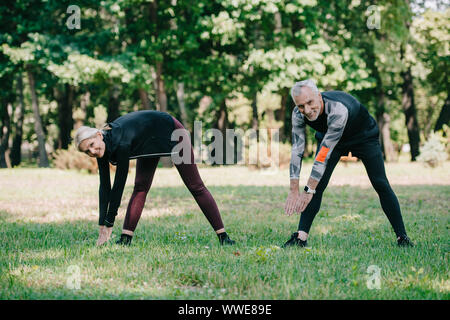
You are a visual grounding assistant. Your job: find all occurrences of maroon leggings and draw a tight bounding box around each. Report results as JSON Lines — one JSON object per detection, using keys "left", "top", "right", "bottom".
{"left": 122, "top": 117, "right": 225, "bottom": 232}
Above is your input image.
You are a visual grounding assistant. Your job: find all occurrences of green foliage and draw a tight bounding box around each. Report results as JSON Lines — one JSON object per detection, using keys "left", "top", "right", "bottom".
{"left": 412, "top": 8, "right": 449, "bottom": 94}
{"left": 0, "top": 0, "right": 448, "bottom": 167}
{"left": 47, "top": 54, "right": 132, "bottom": 86}
{"left": 1, "top": 43, "right": 35, "bottom": 65}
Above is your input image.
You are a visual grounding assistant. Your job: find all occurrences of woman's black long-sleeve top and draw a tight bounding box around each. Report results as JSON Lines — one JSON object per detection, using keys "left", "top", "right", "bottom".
{"left": 96, "top": 110, "right": 177, "bottom": 227}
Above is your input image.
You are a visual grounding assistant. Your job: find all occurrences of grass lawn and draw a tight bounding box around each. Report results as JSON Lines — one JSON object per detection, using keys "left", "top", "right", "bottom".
{"left": 0, "top": 161, "right": 449, "bottom": 299}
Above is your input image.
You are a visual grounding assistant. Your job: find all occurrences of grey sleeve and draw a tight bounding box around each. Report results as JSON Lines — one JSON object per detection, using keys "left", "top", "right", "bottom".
{"left": 310, "top": 102, "right": 348, "bottom": 182}
{"left": 289, "top": 109, "right": 306, "bottom": 179}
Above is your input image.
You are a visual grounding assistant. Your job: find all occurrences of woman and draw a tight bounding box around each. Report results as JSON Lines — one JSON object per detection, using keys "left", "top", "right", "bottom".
{"left": 75, "top": 110, "right": 235, "bottom": 246}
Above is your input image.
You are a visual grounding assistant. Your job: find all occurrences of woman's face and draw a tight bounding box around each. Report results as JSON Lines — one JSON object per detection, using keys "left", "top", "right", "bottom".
{"left": 79, "top": 132, "right": 106, "bottom": 158}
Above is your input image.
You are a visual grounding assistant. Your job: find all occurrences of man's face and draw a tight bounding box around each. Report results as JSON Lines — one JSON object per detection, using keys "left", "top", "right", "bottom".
{"left": 79, "top": 132, "right": 105, "bottom": 158}
{"left": 293, "top": 86, "right": 323, "bottom": 121}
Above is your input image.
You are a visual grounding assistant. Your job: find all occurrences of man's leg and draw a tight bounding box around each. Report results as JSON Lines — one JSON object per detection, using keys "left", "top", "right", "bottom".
{"left": 122, "top": 156, "right": 160, "bottom": 235}
{"left": 297, "top": 148, "right": 344, "bottom": 239}
{"left": 351, "top": 139, "right": 408, "bottom": 238}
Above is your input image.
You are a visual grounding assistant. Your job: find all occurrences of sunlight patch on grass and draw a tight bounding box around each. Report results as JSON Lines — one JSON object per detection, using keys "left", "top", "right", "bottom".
{"left": 333, "top": 214, "right": 362, "bottom": 222}
{"left": 315, "top": 225, "right": 333, "bottom": 235}
{"left": 431, "top": 278, "right": 450, "bottom": 293}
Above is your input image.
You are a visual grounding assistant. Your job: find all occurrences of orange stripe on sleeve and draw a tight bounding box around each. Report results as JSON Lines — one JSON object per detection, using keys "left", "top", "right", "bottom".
{"left": 316, "top": 146, "right": 330, "bottom": 163}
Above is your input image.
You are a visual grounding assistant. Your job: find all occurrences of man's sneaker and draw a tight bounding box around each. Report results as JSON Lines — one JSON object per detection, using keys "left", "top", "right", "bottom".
{"left": 397, "top": 235, "right": 414, "bottom": 247}
{"left": 218, "top": 232, "right": 235, "bottom": 245}
{"left": 282, "top": 232, "right": 307, "bottom": 248}
{"left": 116, "top": 234, "right": 133, "bottom": 246}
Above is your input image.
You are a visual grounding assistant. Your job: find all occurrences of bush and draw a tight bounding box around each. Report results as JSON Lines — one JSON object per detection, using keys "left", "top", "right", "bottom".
{"left": 244, "top": 139, "right": 292, "bottom": 169}
{"left": 417, "top": 132, "right": 448, "bottom": 167}
{"left": 53, "top": 145, "right": 99, "bottom": 173}
{"left": 52, "top": 145, "right": 135, "bottom": 174}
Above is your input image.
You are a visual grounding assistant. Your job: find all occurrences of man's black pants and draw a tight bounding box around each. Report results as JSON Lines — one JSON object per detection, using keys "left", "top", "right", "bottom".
{"left": 298, "top": 137, "right": 408, "bottom": 238}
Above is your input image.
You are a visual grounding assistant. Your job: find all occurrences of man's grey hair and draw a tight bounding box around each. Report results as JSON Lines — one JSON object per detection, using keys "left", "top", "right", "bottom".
{"left": 290, "top": 79, "right": 319, "bottom": 102}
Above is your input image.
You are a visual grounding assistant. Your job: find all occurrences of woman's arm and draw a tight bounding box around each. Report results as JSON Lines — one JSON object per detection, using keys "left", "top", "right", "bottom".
{"left": 103, "top": 146, "right": 130, "bottom": 227}
{"left": 97, "top": 156, "right": 111, "bottom": 226}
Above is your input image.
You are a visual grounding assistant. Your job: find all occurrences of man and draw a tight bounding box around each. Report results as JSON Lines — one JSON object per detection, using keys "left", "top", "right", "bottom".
{"left": 283, "top": 79, "right": 413, "bottom": 247}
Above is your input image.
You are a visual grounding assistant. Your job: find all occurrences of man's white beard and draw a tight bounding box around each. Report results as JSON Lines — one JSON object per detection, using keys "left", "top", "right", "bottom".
{"left": 305, "top": 111, "right": 319, "bottom": 121}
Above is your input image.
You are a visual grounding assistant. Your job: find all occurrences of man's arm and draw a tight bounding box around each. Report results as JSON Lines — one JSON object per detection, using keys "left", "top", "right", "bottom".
{"left": 294, "top": 102, "right": 348, "bottom": 214}
{"left": 285, "top": 110, "right": 305, "bottom": 215}
{"left": 289, "top": 109, "right": 306, "bottom": 181}
{"left": 309, "top": 101, "right": 348, "bottom": 186}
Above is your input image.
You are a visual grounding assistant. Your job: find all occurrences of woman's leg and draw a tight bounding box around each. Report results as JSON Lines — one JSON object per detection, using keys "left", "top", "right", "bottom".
{"left": 171, "top": 117, "right": 225, "bottom": 233}
{"left": 175, "top": 161, "right": 225, "bottom": 232}
{"left": 122, "top": 157, "right": 160, "bottom": 234}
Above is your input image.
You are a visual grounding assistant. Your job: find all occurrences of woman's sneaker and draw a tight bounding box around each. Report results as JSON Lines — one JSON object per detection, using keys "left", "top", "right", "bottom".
{"left": 282, "top": 232, "right": 307, "bottom": 248}
{"left": 218, "top": 232, "right": 235, "bottom": 245}
{"left": 116, "top": 234, "right": 133, "bottom": 246}
{"left": 397, "top": 235, "right": 414, "bottom": 247}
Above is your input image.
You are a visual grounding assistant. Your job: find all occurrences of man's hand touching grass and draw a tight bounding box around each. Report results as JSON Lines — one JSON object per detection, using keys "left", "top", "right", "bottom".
{"left": 285, "top": 191, "right": 301, "bottom": 216}
{"left": 297, "top": 192, "right": 313, "bottom": 213}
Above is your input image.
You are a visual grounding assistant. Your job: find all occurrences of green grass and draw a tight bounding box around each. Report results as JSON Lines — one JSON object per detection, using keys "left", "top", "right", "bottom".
{"left": 0, "top": 163, "right": 449, "bottom": 299}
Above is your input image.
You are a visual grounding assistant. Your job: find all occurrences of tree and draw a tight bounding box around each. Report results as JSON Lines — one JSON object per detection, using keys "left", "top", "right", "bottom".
{"left": 2, "top": 41, "right": 51, "bottom": 167}
{"left": 412, "top": 8, "right": 450, "bottom": 133}
{"left": 11, "top": 74, "right": 25, "bottom": 166}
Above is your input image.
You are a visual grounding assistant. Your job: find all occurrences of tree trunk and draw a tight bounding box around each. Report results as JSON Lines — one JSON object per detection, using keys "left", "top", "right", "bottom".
{"left": 107, "top": 84, "right": 121, "bottom": 123}
{"left": 434, "top": 93, "right": 450, "bottom": 132}
{"left": 377, "top": 112, "right": 398, "bottom": 162}
{"left": 251, "top": 91, "right": 259, "bottom": 131}
{"left": 138, "top": 88, "right": 151, "bottom": 110}
{"left": 216, "top": 100, "right": 228, "bottom": 133}
{"left": 27, "top": 67, "right": 49, "bottom": 167}
{"left": 275, "top": 92, "right": 287, "bottom": 141}
{"left": 375, "top": 87, "right": 397, "bottom": 161}
{"left": 401, "top": 66, "right": 420, "bottom": 161}
{"left": 155, "top": 61, "right": 168, "bottom": 112}
{"left": 80, "top": 90, "right": 90, "bottom": 113}
{"left": 274, "top": 11, "right": 282, "bottom": 42}
{"left": 0, "top": 102, "right": 12, "bottom": 168}
{"left": 175, "top": 82, "right": 189, "bottom": 131}
{"left": 148, "top": 0, "right": 167, "bottom": 113}
{"left": 55, "top": 84, "right": 74, "bottom": 149}
{"left": 215, "top": 99, "right": 229, "bottom": 164}
{"left": 74, "top": 90, "right": 90, "bottom": 130}
{"left": 11, "top": 74, "right": 25, "bottom": 167}
{"left": 400, "top": 4, "right": 420, "bottom": 161}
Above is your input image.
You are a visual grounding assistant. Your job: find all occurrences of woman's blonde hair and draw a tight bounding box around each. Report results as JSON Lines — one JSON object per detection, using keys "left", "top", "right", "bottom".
{"left": 74, "top": 126, "right": 101, "bottom": 151}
